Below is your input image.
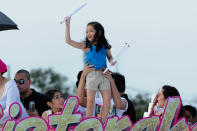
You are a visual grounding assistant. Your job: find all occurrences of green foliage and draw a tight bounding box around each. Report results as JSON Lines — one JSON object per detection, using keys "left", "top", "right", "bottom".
{"left": 131, "top": 93, "right": 150, "bottom": 121}
{"left": 30, "top": 68, "right": 71, "bottom": 98}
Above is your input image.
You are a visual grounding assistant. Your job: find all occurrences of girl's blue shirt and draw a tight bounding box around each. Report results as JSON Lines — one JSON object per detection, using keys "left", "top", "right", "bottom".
{"left": 85, "top": 44, "right": 107, "bottom": 70}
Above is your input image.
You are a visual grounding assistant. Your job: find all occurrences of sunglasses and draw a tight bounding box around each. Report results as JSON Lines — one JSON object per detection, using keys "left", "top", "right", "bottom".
{"left": 14, "top": 79, "right": 25, "bottom": 85}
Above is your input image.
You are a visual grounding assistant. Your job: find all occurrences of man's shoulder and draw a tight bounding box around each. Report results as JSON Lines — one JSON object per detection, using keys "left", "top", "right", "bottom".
{"left": 121, "top": 94, "right": 135, "bottom": 106}
{"left": 30, "top": 89, "right": 45, "bottom": 98}
{"left": 122, "top": 94, "right": 131, "bottom": 101}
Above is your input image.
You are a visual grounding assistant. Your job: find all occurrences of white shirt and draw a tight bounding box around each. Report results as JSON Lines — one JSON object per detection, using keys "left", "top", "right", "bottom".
{"left": 0, "top": 80, "right": 28, "bottom": 124}
{"left": 94, "top": 97, "right": 128, "bottom": 118}
{"left": 77, "top": 105, "right": 86, "bottom": 118}
{"left": 76, "top": 97, "right": 128, "bottom": 118}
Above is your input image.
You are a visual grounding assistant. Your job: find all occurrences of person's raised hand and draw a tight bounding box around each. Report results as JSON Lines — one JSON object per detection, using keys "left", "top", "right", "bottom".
{"left": 149, "top": 94, "right": 158, "bottom": 116}
{"left": 82, "top": 62, "right": 95, "bottom": 77}
{"left": 153, "top": 94, "right": 158, "bottom": 107}
{"left": 110, "top": 59, "right": 116, "bottom": 66}
{"left": 103, "top": 70, "right": 113, "bottom": 81}
{"left": 26, "top": 109, "right": 39, "bottom": 116}
{"left": 65, "top": 16, "right": 71, "bottom": 25}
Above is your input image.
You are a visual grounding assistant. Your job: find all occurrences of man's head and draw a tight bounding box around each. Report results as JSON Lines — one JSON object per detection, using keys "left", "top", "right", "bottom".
{"left": 111, "top": 72, "right": 125, "bottom": 95}
{"left": 76, "top": 70, "right": 83, "bottom": 88}
{"left": 14, "top": 69, "right": 31, "bottom": 95}
{"left": 184, "top": 105, "right": 197, "bottom": 125}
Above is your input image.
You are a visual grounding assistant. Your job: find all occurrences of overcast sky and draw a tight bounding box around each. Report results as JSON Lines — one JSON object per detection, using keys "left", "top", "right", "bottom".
{"left": 1, "top": 0, "right": 197, "bottom": 106}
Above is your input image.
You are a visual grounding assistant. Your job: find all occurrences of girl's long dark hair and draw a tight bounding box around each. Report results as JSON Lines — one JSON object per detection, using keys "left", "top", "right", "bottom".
{"left": 84, "top": 21, "right": 111, "bottom": 51}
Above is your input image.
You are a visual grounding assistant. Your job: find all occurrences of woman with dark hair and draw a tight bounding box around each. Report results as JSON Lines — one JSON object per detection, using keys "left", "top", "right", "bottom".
{"left": 0, "top": 59, "right": 28, "bottom": 127}
{"left": 149, "top": 85, "right": 184, "bottom": 119}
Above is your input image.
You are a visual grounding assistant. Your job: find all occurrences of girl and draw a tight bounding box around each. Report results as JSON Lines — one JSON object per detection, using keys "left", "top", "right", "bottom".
{"left": 65, "top": 17, "right": 115, "bottom": 123}
{"left": 42, "top": 89, "right": 65, "bottom": 122}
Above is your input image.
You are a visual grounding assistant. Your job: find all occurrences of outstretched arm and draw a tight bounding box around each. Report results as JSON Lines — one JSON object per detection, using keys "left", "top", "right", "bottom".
{"left": 65, "top": 17, "right": 86, "bottom": 51}
{"left": 103, "top": 71, "right": 127, "bottom": 110}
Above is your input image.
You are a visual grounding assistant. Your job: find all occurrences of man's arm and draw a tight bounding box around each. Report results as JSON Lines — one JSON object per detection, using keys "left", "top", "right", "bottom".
{"left": 76, "top": 72, "right": 86, "bottom": 107}
{"left": 76, "top": 63, "right": 95, "bottom": 107}
{"left": 103, "top": 71, "right": 127, "bottom": 110}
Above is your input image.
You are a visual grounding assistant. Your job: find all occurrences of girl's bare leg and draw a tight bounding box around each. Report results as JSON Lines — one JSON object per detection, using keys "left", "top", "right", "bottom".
{"left": 86, "top": 89, "right": 97, "bottom": 118}
{"left": 100, "top": 89, "right": 111, "bottom": 123}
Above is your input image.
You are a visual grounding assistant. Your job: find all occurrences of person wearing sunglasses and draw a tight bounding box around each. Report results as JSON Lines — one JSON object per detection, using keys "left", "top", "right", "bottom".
{"left": 0, "top": 59, "right": 28, "bottom": 127}
{"left": 14, "top": 69, "right": 50, "bottom": 117}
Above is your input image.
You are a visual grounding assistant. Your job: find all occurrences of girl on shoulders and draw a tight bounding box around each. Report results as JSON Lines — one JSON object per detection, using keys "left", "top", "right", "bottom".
{"left": 65, "top": 17, "right": 115, "bottom": 123}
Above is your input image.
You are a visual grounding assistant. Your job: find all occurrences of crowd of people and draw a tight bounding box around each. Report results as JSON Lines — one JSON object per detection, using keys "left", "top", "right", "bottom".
{"left": 0, "top": 59, "right": 196, "bottom": 129}
{"left": 0, "top": 17, "right": 196, "bottom": 130}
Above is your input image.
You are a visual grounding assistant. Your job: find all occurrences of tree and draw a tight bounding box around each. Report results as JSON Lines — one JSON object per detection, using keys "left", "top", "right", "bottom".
{"left": 131, "top": 93, "right": 150, "bottom": 121}
{"left": 30, "top": 68, "right": 71, "bottom": 98}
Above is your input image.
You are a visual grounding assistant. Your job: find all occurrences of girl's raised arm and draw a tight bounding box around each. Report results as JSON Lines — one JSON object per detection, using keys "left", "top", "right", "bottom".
{"left": 65, "top": 17, "right": 86, "bottom": 50}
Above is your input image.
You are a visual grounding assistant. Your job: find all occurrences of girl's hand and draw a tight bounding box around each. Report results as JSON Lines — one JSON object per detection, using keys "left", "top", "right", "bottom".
{"left": 149, "top": 94, "right": 158, "bottom": 116}
{"left": 153, "top": 94, "right": 158, "bottom": 107}
{"left": 65, "top": 16, "right": 71, "bottom": 25}
{"left": 82, "top": 63, "right": 95, "bottom": 77}
{"left": 110, "top": 59, "right": 116, "bottom": 66}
